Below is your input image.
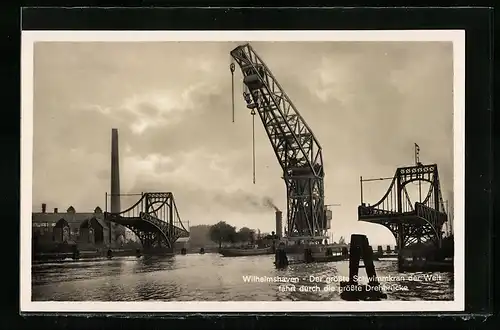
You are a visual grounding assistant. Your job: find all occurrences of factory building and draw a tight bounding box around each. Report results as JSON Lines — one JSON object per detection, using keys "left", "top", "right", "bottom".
{"left": 32, "top": 128, "right": 128, "bottom": 252}
{"left": 32, "top": 203, "right": 124, "bottom": 249}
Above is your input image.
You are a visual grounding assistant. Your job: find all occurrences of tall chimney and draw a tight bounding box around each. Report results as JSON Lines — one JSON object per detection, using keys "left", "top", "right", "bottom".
{"left": 41, "top": 203, "right": 46, "bottom": 213}
{"left": 275, "top": 211, "right": 283, "bottom": 239}
{"left": 110, "top": 128, "right": 121, "bottom": 214}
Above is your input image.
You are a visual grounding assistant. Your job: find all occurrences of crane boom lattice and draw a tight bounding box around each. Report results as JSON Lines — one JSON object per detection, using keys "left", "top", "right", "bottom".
{"left": 230, "top": 43, "right": 329, "bottom": 240}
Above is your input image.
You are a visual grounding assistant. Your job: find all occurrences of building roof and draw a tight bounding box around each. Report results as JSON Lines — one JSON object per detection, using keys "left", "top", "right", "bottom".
{"left": 80, "top": 217, "right": 108, "bottom": 229}
{"left": 32, "top": 207, "right": 106, "bottom": 230}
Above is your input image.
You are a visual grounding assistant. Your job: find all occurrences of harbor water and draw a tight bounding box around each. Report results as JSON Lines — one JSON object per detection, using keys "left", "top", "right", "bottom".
{"left": 32, "top": 253, "right": 453, "bottom": 301}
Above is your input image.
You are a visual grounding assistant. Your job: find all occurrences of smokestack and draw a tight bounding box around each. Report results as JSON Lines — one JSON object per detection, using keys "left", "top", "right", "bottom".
{"left": 110, "top": 128, "right": 121, "bottom": 214}
{"left": 275, "top": 210, "right": 283, "bottom": 239}
{"left": 41, "top": 203, "right": 46, "bottom": 213}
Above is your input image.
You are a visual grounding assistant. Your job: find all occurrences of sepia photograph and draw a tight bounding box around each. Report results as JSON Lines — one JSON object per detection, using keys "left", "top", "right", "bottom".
{"left": 21, "top": 31, "right": 465, "bottom": 312}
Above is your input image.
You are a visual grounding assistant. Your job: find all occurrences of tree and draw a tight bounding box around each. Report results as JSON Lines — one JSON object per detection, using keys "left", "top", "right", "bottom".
{"left": 237, "top": 227, "right": 256, "bottom": 244}
{"left": 188, "top": 225, "right": 212, "bottom": 247}
{"left": 209, "top": 221, "right": 237, "bottom": 248}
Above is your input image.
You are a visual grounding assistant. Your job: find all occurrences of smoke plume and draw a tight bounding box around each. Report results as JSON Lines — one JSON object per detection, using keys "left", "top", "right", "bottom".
{"left": 263, "top": 197, "right": 280, "bottom": 212}
{"left": 212, "top": 190, "right": 281, "bottom": 213}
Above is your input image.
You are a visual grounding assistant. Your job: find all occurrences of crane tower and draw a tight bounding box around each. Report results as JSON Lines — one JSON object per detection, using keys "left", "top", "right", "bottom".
{"left": 230, "top": 43, "right": 331, "bottom": 240}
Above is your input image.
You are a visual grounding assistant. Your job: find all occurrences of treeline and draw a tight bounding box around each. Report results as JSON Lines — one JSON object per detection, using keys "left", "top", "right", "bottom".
{"left": 208, "top": 221, "right": 258, "bottom": 248}
{"left": 187, "top": 222, "right": 275, "bottom": 249}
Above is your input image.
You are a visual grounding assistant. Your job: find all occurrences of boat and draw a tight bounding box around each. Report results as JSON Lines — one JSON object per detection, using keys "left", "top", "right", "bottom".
{"left": 399, "top": 258, "right": 453, "bottom": 272}
{"left": 219, "top": 246, "right": 273, "bottom": 257}
{"left": 277, "top": 254, "right": 346, "bottom": 266}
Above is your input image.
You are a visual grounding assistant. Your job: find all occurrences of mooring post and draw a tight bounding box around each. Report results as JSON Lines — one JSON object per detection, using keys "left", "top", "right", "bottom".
{"left": 340, "top": 234, "right": 386, "bottom": 301}
{"left": 361, "top": 237, "right": 379, "bottom": 286}
{"left": 274, "top": 242, "right": 288, "bottom": 269}
{"left": 348, "top": 235, "right": 363, "bottom": 284}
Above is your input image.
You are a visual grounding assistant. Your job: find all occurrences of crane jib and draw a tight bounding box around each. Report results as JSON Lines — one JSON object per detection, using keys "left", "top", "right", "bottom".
{"left": 229, "top": 43, "right": 331, "bottom": 240}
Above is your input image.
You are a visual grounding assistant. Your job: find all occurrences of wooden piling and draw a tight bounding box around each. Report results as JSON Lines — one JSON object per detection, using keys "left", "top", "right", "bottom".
{"left": 340, "top": 234, "right": 387, "bottom": 301}
{"left": 274, "top": 242, "right": 289, "bottom": 268}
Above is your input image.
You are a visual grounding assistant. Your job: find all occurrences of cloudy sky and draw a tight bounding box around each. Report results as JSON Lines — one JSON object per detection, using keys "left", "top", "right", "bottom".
{"left": 32, "top": 41, "right": 454, "bottom": 245}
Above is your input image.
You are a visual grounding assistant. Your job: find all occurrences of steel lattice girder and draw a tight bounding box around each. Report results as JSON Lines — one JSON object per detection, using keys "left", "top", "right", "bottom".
{"left": 358, "top": 163, "right": 448, "bottom": 249}
{"left": 230, "top": 44, "right": 327, "bottom": 238}
{"left": 104, "top": 192, "right": 189, "bottom": 249}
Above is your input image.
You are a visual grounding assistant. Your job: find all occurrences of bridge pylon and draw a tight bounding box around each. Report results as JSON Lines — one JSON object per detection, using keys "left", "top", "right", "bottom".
{"left": 104, "top": 192, "right": 189, "bottom": 253}
{"left": 358, "top": 164, "right": 448, "bottom": 252}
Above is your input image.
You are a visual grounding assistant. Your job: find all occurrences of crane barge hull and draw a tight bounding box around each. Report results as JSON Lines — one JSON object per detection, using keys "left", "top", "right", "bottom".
{"left": 219, "top": 247, "right": 273, "bottom": 257}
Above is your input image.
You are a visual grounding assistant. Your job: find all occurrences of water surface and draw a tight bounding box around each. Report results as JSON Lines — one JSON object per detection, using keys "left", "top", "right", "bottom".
{"left": 32, "top": 253, "right": 454, "bottom": 301}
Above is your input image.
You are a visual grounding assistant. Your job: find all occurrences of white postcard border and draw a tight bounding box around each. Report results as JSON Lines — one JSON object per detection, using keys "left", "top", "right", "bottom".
{"left": 20, "top": 30, "right": 465, "bottom": 313}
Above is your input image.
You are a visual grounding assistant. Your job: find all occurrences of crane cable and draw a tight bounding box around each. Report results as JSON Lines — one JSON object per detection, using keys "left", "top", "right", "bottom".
{"left": 230, "top": 62, "right": 235, "bottom": 123}
{"left": 230, "top": 60, "right": 256, "bottom": 184}
{"left": 252, "top": 108, "right": 256, "bottom": 184}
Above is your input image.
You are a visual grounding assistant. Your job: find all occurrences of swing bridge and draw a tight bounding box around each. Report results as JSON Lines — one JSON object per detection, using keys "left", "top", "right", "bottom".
{"left": 358, "top": 163, "right": 449, "bottom": 251}
{"left": 104, "top": 192, "right": 189, "bottom": 251}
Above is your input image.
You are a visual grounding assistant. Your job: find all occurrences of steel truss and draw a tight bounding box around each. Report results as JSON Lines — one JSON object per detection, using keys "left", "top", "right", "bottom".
{"left": 230, "top": 44, "right": 328, "bottom": 239}
{"left": 104, "top": 192, "right": 189, "bottom": 249}
{"left": 358, "top": 164, "right": 448, "bottom": 249}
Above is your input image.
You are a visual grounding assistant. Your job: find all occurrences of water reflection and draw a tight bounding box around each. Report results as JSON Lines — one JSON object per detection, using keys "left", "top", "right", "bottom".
{"left": 32, "top": 253, "right": 453, "bottom": 301}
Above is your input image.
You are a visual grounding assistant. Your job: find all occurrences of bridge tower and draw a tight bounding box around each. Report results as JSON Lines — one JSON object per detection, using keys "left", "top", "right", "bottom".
{"left": 358, "top": 162, "right": 448, "bottom": 252}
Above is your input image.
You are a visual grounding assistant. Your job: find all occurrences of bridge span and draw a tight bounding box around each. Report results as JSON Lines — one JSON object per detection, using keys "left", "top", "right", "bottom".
{"left": 104, "top": 192, "right": 189, "bottom": 253}
{"left": 358, "top": 163, "right": 448, "bottom": 252}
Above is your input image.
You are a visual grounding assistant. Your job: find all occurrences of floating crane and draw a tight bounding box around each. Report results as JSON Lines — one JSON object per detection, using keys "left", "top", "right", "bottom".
{"left": 230, "top": 43, "right": 331, "bottom": 241}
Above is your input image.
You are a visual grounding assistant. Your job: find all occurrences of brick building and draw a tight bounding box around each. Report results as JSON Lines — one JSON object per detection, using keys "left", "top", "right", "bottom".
{"left": 32, "top": 203, "right": 125, "bottom": 249}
